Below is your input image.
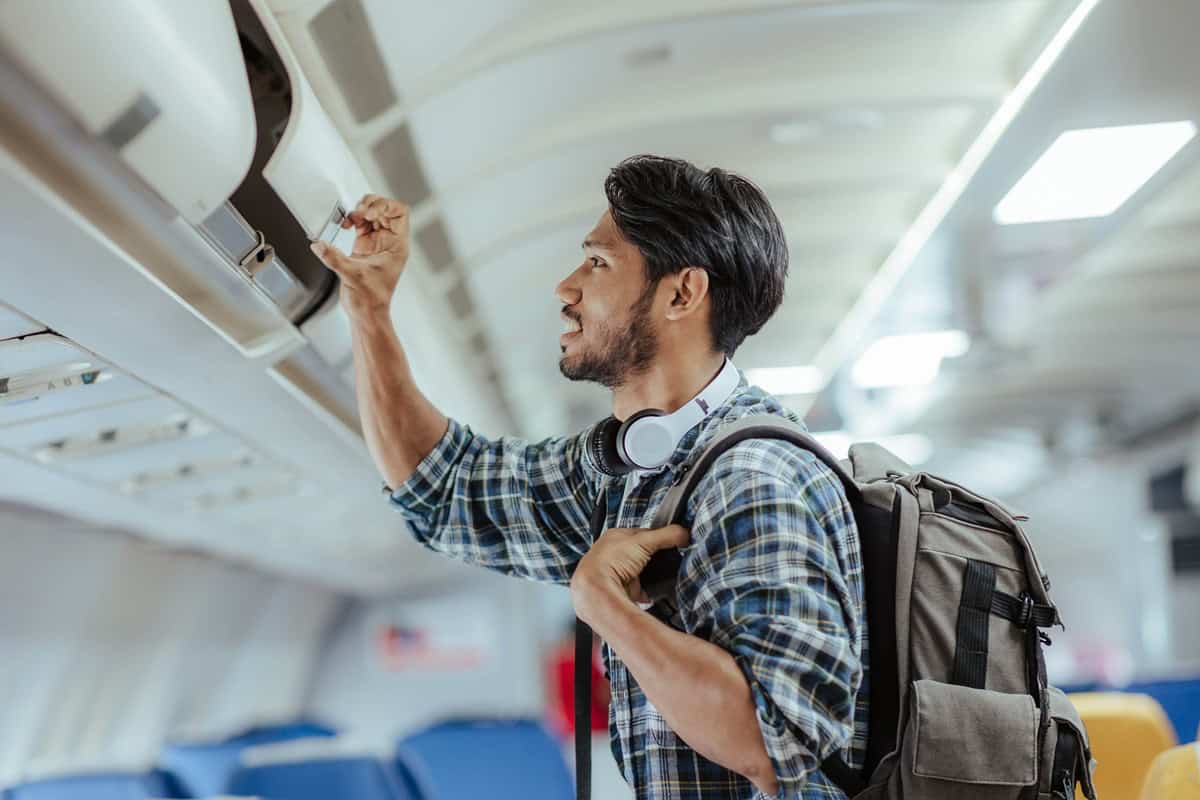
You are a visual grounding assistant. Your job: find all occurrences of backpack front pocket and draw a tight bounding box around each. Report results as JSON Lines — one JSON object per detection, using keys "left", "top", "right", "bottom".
{"left": 895, "top": 679, "right": 1039, "bottom": 799}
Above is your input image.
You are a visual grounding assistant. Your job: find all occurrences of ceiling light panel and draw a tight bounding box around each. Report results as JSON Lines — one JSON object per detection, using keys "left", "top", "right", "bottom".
{"left": 0, "top": 335, "right": 154, "bottom": 427}
{"left": 60, "top": 431, "right": 255, "bottom": 485}
{"left": 31, "top": 414, "right": 213, "bottom": 465}
{"left": 995, "top": 121, "right": 1198, "bottom": 225}
{"left": 142, "top": 466, "right": 298, "bottom": 510}
{"left": 0, "top": 304, "right": 43, "bottom": 341}
{"left": 0, "top": 394, "right": 209, "bottom": 460}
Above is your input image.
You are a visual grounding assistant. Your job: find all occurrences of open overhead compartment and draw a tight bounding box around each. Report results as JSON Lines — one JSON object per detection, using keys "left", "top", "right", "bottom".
{"left": 0, "top": 0, "right": 375, "bottom": 449}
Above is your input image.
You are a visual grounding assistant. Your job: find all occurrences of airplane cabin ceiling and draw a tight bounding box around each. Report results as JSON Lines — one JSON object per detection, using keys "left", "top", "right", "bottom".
{"left": 6, "top": 0, "right": 1200, "bottom": 590}
{"left": 274, "top": 0, "right": 1079, "bottom": 437}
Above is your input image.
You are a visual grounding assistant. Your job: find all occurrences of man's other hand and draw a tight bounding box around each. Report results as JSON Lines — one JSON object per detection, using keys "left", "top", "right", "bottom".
{"left": 571, "top": 524, "right": 691, "bottom": 625}
{"left": 310, "top": 194, "right": 411, "bottom": 322}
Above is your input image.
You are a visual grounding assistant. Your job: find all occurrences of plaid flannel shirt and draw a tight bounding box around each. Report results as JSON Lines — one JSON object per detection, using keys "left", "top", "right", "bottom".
{"left": 387, "top": 375, "right": 868, "bottom": 799}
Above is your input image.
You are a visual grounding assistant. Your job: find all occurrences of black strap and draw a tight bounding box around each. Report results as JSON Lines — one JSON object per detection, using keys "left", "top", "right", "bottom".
{"left": 1050, "top": 727, "right": 1080, "bottom": 800}
{"left": 574, "top": 491, "right": 608, "bottom": 800}
{"left": 653, "top": 419, "right": 861, "bottom": 532}
{"left": 990, "top": 591, "right": 1058, "bottom": 629}
{"left": 951, "top": 560, "right": 997, "bottom": 689}
{"left": 574, "top": 617, "right": 593, "bottom": 800}
{"left": 820, "top": 753, "right": 867, "bottom": 797}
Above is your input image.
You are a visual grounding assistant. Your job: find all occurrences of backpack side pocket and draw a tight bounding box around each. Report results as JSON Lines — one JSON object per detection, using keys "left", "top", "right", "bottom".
{"left": 1037, "top": 687, "right": 1097, "bottom": 800}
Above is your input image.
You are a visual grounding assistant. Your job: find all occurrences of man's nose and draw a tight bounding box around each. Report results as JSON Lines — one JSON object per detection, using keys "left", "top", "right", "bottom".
{"left": 555, "top": 272, "right": 582, "bottom": 306}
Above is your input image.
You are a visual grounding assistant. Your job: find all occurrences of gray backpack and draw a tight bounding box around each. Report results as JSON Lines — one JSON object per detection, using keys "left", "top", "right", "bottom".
{"left": 641, "top": 416, "right": 1099, "bottom": 800}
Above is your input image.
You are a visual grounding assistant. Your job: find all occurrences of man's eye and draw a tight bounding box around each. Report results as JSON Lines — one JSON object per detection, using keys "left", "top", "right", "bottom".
{"left": 590, "top": 257, "right": 605, "bottom": 268}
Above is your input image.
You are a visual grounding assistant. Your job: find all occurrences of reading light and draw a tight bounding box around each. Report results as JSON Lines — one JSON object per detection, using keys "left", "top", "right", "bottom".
{"left": 995, "top": 121, "right": 1197, "bottom": 225}
{"left": 0, "top": 364, "right": 111, "bottom": 405}
{"left": 32, "top": 414, "right": 214, "bottom": 464}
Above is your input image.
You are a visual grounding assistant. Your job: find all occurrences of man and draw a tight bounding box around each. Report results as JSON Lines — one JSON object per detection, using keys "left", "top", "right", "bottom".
{"left": 310, "top": 155, "right": 867, "bottom": 799}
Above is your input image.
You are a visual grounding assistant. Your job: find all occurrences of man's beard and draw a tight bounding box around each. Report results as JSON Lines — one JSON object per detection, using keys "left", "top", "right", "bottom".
{"left": 559, "top": 286, "right": 658, "bottom": 389}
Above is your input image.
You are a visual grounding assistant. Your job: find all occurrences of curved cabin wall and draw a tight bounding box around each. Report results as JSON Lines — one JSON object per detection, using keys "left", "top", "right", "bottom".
{"left": 0, "top": 502, "right": 342, "bottom": 787}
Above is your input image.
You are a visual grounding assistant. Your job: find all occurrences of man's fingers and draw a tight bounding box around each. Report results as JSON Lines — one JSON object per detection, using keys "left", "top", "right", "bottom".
{"left": 348, "top": 194, "right": 383, "bottom": 225}
{"left": 347, "top": 195, "right": 409, "bottom": 230}
{"left": 363, "top": 195, "right": 392, "bottom": 223}
{"left": 642, "top": 524, "right": 691, "bottom": 552}
{"left": 310, "top": 241, "right": 353, "bottom": 277}
{"left": 365, "top": 196, "right": 408, "bottom": 225}
{"left": 627, "top": 578, "right": 651, "bottom": 605}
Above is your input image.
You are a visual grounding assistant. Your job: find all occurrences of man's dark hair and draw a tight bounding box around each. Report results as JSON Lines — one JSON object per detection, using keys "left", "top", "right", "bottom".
{"left": 604, "top": 154, "right": 788, "bottom": 357}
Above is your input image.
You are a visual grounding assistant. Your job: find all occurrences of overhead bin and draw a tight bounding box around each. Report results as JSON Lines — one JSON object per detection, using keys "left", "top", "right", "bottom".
{"left": 0, "top": 0, "right": 367, "bottom": 440}
{"left": 0, "top": 0, "right": 256, "bottom": 224}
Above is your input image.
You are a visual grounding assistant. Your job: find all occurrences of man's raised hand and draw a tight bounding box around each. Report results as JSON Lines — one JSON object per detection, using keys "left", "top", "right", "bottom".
{"left": 310, "top": 194, "right": 411, "bottom": 322}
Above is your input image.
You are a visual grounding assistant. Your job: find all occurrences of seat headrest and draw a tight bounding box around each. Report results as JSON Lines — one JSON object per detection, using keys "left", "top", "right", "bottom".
{"left": 239, "top": 736, "right": 388, "bottom": 768}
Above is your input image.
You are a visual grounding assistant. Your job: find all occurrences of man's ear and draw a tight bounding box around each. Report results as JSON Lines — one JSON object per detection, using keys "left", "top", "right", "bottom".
{"left": 664, "top": 267, "right": 710, "bottom": 320}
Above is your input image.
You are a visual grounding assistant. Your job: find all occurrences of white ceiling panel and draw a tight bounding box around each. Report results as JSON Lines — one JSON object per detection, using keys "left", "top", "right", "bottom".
{"left": 152, "top": 470, "right": 302, "bottom": 513}
{"left": 364, "top": 0, "right": 534, "bottom": 100}
{"left": 0, "top": 303, "right": 43, "bottom": 341}
{"left": 444, "top": 104, "right": 974, "bottom": 273}
{"left": 410, "top": 1, "right": 1046, "bottom": 189}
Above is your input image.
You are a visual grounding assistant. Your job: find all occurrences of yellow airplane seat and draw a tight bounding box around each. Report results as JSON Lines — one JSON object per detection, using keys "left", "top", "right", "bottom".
{"left": 1069, "top": 692, "right": 1177, "bottom": 800}
{"left": 1139, "top": 742, "right": 1200, "bottom": 799}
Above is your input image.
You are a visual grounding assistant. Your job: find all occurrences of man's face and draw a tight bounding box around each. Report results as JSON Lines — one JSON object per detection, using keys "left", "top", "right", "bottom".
{"left": 556, "top": 211, "right": 659, "bottom": 389}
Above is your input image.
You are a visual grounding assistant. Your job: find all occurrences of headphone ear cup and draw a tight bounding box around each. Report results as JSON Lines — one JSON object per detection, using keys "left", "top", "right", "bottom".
{"left": 588, "top": 416, "right": 631, "bottom": 476}
{"left": 616, "top": 409, "right": 667, "bottom": 470}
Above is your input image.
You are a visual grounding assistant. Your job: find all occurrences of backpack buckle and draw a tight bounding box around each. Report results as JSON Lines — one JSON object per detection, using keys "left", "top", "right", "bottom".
{"left": 1016, "top": 593, "right": 1035, "bottom": 628}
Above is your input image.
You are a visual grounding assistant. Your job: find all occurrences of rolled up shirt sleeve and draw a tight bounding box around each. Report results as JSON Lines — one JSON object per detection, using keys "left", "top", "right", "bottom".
{"left": 677, "top": 445, "right": 864, "bottom": 797}
{"left": 386, "top": 418, "right": 602, "bottom": 585}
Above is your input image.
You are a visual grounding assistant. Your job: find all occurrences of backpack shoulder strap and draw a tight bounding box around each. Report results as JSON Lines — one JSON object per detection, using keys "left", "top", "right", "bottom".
{"left": 649, "top": 415, "right": 861, "bottom": 530}
{"left": 641, "top": 415, "right": 870, "bottom": 795}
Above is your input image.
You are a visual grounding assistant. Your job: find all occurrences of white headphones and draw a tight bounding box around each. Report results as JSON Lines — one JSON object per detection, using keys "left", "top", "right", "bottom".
{"left": 588, "top": 359, "right": 741, "bottom": 476}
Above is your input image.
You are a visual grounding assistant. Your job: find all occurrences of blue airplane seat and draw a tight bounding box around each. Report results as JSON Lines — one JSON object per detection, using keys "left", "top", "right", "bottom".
{"left": 222, "top": 721, "right": 337, "bottom": 747}
{"left": 1061, "top": 677, "right": 1200, "bottom": 743}
{"left": 228, "top": 754, "right": 423, "bottom": 800}
{"left": 6, "top": 769, "right": 184, "bottom": 800}
{"left": 1128, "top": 677, "right": 1200, "bottom": 744}
{"left": 162, "top": 720, "right": 336, "bottom": 797}
{"left": 398, "top": 718, "right": 573, "bottom": 800}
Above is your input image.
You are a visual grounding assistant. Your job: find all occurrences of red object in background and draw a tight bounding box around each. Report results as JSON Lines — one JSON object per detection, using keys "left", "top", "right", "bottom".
{"left": 545, "top": 640, "right": 609, "bottom": 737}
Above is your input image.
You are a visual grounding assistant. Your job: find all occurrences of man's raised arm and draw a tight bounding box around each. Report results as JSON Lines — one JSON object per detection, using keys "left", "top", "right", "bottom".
{"left": 309, "top": 194, "right": 448, "bottom": 488}
{"left": 310, "top": 194, "right": 598, "bottom": 586}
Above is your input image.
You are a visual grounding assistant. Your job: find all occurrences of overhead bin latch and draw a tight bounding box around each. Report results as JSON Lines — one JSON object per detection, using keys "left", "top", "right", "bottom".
{"left": 313, "top": 202, "right": 348, "bottom": 248}
{"left": 239, "top": 230, "right": 276, "bottom": 278}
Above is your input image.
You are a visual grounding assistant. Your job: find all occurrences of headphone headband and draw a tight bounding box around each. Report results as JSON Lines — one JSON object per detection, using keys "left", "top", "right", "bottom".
{"left": 591, "top": 359, "right": 740, "bottom": 475}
